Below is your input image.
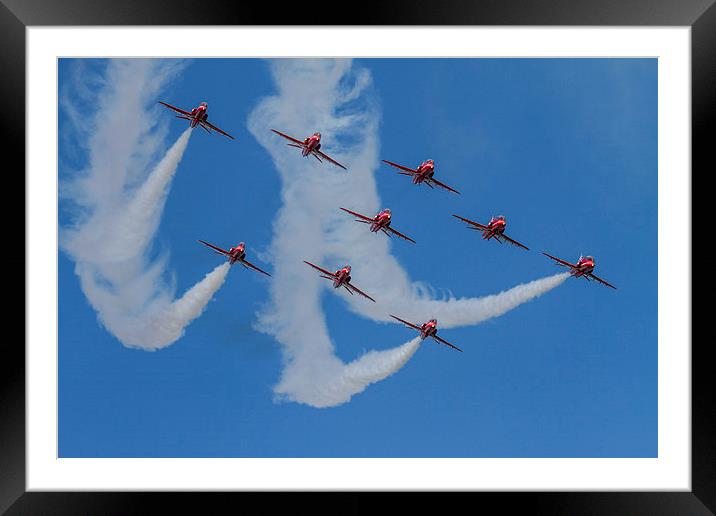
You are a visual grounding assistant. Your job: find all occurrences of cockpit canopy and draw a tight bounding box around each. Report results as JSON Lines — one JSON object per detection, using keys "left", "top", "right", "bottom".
{"left": 495, "top": 215, "right": 505, "bottom": 221}
{"left": 584, "top": 255, "right": 594, "bottom": 262}
{"left": 314, "top": 132, "right": 321, "bottom": 138}
{"left": 200, "top": 101, "right": 207, "bottom": 108}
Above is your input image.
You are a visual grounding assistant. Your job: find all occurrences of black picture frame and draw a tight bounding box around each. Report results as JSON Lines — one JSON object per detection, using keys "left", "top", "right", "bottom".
{"left": 6, "top": 0, "right": 709, "bottom": 513}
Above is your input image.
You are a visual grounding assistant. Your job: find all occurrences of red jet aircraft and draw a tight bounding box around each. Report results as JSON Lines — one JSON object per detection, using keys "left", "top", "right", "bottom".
{"left": 543, "top": 253, "right": 616, "bottom": 289}
{"left": 389, "top": 315, "right": 462, "bottom": 352}
{"left": 159, "top": 101, "right": 235, "bottom": 139}
{"left": 453, "top": 214, "right": 529, "bottom": 251}
{"left": 270, "top": 129, "right": 347, "bottom": 170}
{"left": 382, "top": 158, "right": 460, "bottom": 194}
{"left": 198, "top": 240, "right": 271, "bottom": 276}
{"left": 339, "top": 207, "right": 416, "bottom": 244}
{"left": 303, "top": 261, "right": 376, "bottom": 302}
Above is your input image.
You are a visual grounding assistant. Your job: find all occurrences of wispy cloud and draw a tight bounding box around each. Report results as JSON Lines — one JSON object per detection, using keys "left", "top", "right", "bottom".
{"left": 248, "top": 59, "right": 568, "bottom": 407}
{"left": 60, "top": 59, "right": 229, "bottom": 350}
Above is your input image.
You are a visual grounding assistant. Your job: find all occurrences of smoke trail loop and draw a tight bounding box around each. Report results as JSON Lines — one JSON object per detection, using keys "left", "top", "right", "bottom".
{"left": 61, "top": 60, "right": 229, "bottom": 350}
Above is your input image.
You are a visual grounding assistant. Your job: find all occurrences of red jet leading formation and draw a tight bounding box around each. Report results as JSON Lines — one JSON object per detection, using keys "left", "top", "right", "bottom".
{"left": 271, "top": 129, "right": 347, "bottom": 170}
{"left": 543, "top": 253, "right": 616, "bottom": 289}
{"left": 340, "top": 207, "right": 416, "bottom": 243}
{"left": 304, "top": 261, "right": 376, "bottom": 302}
{"left": 382, "top": 158, "right": 460, "bottom": 194}
{"left": 159, "top": 101, "right": 235, "bottom": 139}
{"left": 453, "top": 214, "right": 529, "bottom": 251}
{"left": 198, "top": 240, "right": 271, "bottom": 276}
{"left": 390, "top": 315, "right": 462, "bottom": 352}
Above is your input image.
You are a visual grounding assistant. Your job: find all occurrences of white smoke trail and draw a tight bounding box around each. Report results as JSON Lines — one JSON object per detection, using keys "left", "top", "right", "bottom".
{"left": 349, "top": 271, "right": 571, "bottom": 328}
{"left": 276, "top": 337, "right": 422, "bottom": 408}
{"left": 137, "top": 263, "right": 231, "bottom": 350}
{"left": 60, "top": 59, "right": 229, "bottom": 350}
{"left": 340, "top": 337, "right": 422, "bottom": 390}
{"left": 248, "top": 59, "right": 567, "bottom": 407}
{"left": 65, "top": 129, "right": 191, "bottom": 265}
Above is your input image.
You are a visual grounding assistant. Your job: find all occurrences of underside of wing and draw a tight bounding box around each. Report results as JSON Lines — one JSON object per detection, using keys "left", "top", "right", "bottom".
{"left": 432, "top": 335, "right": 463, "bottom": 352}
{"left": 501, "top": 233, "right": 530, "bottom": 251}
{"left": 241, "top": 258, "right": 271, "bottom": 277}
{"left": 202, "top": 120, "right": 235, "bottom": 140}
{"left": 588, "top": 272, "right": 617, "bottom": 289}
{"left": 303, "top": 261, "right": 336, "bottom": 278}
{"left": 381, "top": 159, "right": 417, "bottom": 174}
{"left": 428, "top": 177, "right": 460, "bottom": 194}
{"left": 346, "top": 283, "right": 376, "bottom": 302}
{"left": 316, "top": 150, "right": 347, "bottom": 170}
{"left": 271, "top": 129, "right": 304, "bottom": 145}
{"left": 389, "top": 314, "right": 422, "bottom": 331}
{"left": 158, "top": 101, "right": 192, "bottom": 116}
{"left": 386, "top": 226, "right": 416, "bottom": 244}
{"left": 339, "top": 207, "right": 373, "bottom": 222}
{"left": 452, "top": 214, "right": 488, "bottom": 230}
{"left": 542, "top": 252, "right": 577, "bottom": 269}
{"left": 198, "top": 239, "right": 229, "bottom": 256}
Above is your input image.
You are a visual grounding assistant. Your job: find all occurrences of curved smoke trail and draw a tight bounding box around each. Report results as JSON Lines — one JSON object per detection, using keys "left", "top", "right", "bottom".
{"left": 61, "top": 59, "right": 230, "bottom": 350}
{"left": 137, "top": 262, "right": 231, "bottom": 350}
{"left": 248, "top": 59, "right": 567, "bottom": 407}
{"left": 277, "top": 337, "right": 422, "bottom": 409}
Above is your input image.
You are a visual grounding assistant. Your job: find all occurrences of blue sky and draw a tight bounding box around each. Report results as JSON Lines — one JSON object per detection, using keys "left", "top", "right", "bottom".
{"left": 58, "top": 58, "right": 657, "bottom": 457}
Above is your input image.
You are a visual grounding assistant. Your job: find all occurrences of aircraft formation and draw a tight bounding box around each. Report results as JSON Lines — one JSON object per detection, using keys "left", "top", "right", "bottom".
{"left": 160, "top": 99, "right": 617, "bottom": 353}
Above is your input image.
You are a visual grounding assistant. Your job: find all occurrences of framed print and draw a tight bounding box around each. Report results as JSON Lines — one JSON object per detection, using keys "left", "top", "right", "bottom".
{"left": 6, "top": 0, "right": 710, "bottom": 513}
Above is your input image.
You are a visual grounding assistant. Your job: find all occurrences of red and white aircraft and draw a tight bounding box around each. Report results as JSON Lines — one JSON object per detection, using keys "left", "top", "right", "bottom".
{"left": 198, "top": 240, "right": 271, "bottom": 276}
{"left": 390, "top": 315, "right": 462, "bottom": 352}
{"left": 303, "top": 261, "right": 376, "bottom": 302}
{"left": 339, "top": 207, "right": 416, "bottom": 244}
{"left": 270, "top": 129, "right": 347, "bottom": 170}
{"left": 543, "top": 253, "right": 616, "bottom": 289}
{"left": 159, "top": 101, "right": 235, "bottom": 139}
{"left": 453, "top": 214, "right": 529, "bottom": 251}
{"left": 382, "top": 158, "right": 460, "bottom": 194}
